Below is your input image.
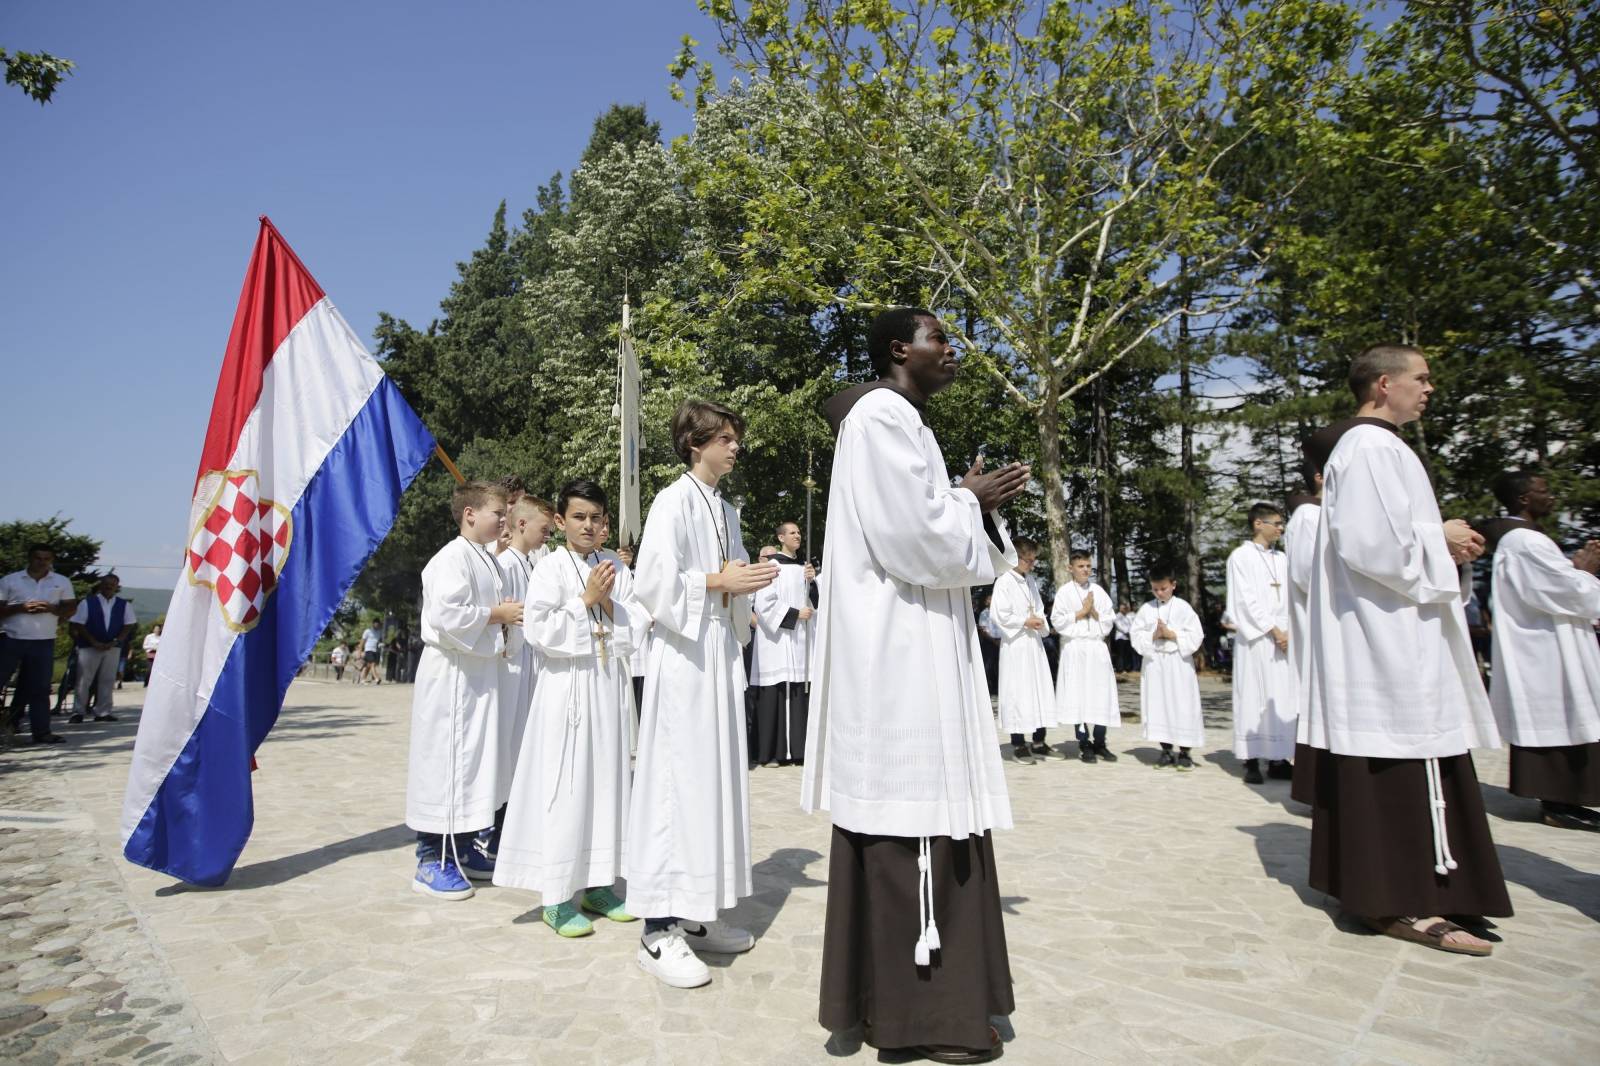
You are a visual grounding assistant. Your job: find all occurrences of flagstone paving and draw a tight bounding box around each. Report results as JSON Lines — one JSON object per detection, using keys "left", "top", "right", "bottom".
{"left": 2, "top": 675, "right": 1597, "bottom": 1064}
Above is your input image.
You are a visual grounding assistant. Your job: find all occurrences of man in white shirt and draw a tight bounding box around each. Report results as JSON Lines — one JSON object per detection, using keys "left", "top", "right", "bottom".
{"left": 359, "top": 621, "right": 383, "bottom": 684}
{"left": 68, "top": 573, "right": 136, "bottom": 724}
{"left": 1, "top": 543, "right": 78, "bottom": 744}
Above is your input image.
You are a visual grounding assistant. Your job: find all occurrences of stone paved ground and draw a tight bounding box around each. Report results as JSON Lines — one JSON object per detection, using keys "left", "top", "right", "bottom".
{"left": 2, "top": 676, "right": 1597, "bottom": 1065}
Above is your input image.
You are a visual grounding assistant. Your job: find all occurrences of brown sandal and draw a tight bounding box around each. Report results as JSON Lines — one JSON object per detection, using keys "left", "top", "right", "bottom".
{"left": 1365, "top": 916, "right": 1492, "bottom": 957}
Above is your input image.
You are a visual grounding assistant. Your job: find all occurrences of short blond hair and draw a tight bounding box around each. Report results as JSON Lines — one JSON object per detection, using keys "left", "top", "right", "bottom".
{"left": 451, "top": 480, "right": 507, "bottom": 525}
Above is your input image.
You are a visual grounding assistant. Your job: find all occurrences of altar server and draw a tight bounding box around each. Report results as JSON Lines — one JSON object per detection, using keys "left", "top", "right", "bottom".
{"left": 750, "top": 520, "right": 816, "bottom": 766}
{"left": 626, "top": 400, "right": 777, "bottom": 989}
{"left": 494, "top": 479, "right": 641, "bottom": 934}
{"left": 406, "top": 481, "right": 523, "bottom": 899}
{"left": 1049, "top": 550, "right": 1119, "bottom": 763}
{"left": 992, "top": 537, "right": 1060, "bottom": 763}
{"left": 1131, "top": 571, "right": 1205, "bottom": 769}
{"left": 1226, "top": 503, "right": 1296, "bottom": 783}
{"left": 1485, "top": 471, "right": 1600, "bottom": 831}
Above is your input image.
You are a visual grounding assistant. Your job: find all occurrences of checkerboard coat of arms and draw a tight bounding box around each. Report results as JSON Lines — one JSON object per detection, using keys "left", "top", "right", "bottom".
{"left": 186, "top": 469, "right": 292, "bottom": 632}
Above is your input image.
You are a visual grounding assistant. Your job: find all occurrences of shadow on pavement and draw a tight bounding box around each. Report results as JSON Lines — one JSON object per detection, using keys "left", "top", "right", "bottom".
{"left": 1496, "top": 843, "right": 1600, "bottom": 923}
{"left": 1236, "top": 822, "right": 1327, "bottom": 910}
{"left": 153, "top": 823, "right": 413, "bottom": 895}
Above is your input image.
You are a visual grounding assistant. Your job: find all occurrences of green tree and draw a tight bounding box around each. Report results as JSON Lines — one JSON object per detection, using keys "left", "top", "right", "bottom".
{"left": 673, "top": 0, "right": 1362, "bottom": 568}
{"left": 1, "top": 48, "right": 73, "bottom": 104}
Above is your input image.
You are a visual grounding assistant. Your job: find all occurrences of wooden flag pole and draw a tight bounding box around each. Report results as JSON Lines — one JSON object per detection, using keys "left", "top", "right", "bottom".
{"left": 434, "top": 443, "right": 466, "bottom": 485}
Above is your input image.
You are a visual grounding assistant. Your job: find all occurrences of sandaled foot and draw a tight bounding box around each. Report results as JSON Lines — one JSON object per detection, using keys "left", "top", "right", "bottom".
{"left": 1365, "top": 915, "right": 1492, "bottom": 956}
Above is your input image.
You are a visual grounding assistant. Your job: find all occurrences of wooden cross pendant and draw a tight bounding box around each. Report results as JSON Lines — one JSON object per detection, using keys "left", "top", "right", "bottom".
{"left": 720, "top": 560, "right": 732, "bottom": 607}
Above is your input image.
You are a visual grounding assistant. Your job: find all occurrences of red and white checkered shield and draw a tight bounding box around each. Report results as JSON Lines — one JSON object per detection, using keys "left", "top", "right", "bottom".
{"left": 185, "top": 470, "right": 292, "bottom": 632}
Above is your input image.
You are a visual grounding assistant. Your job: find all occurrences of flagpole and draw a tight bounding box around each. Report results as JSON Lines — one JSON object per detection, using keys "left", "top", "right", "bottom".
{"left": 434, "top": 443, "right": 466, "bottom": 485}
{"left": 803, "top": 446, "right": 816, "bottom": 693}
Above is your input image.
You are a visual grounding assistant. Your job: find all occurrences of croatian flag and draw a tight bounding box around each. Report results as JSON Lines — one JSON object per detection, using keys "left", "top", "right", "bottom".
{"left": 122, "top": 217, "right": 435, "bottom": 885}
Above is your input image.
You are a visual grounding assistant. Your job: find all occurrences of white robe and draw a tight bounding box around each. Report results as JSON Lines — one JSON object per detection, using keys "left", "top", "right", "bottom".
{"left": 1131, "top": 595, "right": 1205, "bottom": 748}
{"left": 493, "top": 548, "right": 638, "bottom": 903}
{"left": 1303, "top": 424, "right": 1498, "bottom": 758}
{"left": 1489, "top": 526, "right": 1600, "bottom": 748}
{"left": 1226, "top": 541, "right": 1297, "bottom": 760}
{"left": 406, "top": 536, "right": 506, "bottom": 836}
{"left": 1048, "top": 580, "right": 1119, "bottom": 729}
{"left": 991, "top": 569, "right": 1056, "bottom": 734}
{"left": 1284, "top": 502, "right": 1320, "bottom": 743}
{"left": 495, "top": 548, "right": 537, "bottom": 808}
{"left": 751, "top": 557, "right": 812, "bottom": 685}
{"left": 623, "top": 473, "right": 754, "bottom": 922}
{"left": 802, "top": 387, "right": 1014, "bottom": 840}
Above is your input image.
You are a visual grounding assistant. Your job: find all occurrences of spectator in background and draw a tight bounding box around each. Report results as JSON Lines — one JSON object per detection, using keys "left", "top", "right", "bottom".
{"left": 330, "top": 642, "right": 348, "bottom": 682}
{"left": 359, "top": 618, "right": 383, "bottom": 684}
{"left": 976, "top": 591, "right": 1002, "bottom": 697}
{"left": 142, "top": 622, "right": 163, "bottom": 685}
{"left": 0, "top": 544, "right": 78, "bottom": 744}
{"left": 1112, "top": 600, "right": 1137, "bottom": 674}
{"left": 68, "top": 573, "right": 136, "bottom": 724}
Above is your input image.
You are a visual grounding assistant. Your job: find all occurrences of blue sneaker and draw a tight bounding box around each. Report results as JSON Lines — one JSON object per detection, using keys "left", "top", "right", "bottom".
{"left": 459, "top": 847, "right": 496, "bottom": 881}
{"left": 412, "top": 860, "right": 474, "bottom": 900}
{"left": 475, "top": 827, "right": 498, "bottom": 859}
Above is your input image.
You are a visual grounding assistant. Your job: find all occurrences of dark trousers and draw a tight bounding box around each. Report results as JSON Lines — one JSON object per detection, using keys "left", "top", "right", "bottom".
{"left": 1075, "top": 723, "right": 1107, "bottom": 750}
{"left": 754, "top": 681, "right": 809, "bottom": 764}
{"left": 1, "top": 638, "right": 56, "bottom": 740}
{"left": 1010, "top": 728, "right": 1047, "bottom": 748}
{"left": 415, "top": 830, "right": 480, "bottom": 865}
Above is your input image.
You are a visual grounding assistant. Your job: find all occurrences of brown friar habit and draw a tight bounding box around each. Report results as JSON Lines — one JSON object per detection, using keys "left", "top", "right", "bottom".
{"left": 820, "top": 828, "right": 1014, "bottom": 1050}
{"left": 1302, "top": 416, "right": 1511, "bottom": 921}
{"left": 1306, "top": 749, "right": 1513, "bottom": 918}
{"left": 1509, "top": 742, "right": 1600, "bottom": 805}
{"left": 811, "top": 381, "right": 1015, "bottom": 1052}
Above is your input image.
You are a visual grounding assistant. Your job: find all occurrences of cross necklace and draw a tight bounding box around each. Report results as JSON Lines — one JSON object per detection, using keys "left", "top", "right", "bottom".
{"left": 466, "top": 540, "right": 510, "bottom": 657}
{"left": 1253, "top": 543, "right": 1283, "bottom": 601}
{"left": 565, "top": 548, "right": 611, "bottom": 669}
{"left": 685, "top": 473, "right": 732, "bottom": 606}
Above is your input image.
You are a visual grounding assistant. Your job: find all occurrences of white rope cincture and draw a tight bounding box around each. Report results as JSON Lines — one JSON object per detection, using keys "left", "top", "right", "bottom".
{"left": 1426, "top": 757, "right": 1458, "bottom": 876}
{"left": 914, "top": 836, "right": 941, "bottom": 965}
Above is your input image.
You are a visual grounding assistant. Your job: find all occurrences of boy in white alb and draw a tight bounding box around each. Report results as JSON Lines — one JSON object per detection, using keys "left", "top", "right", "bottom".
{"left": 627, "top": 400, "right": 778, "bottom": 988}
{"left": 406, "top": 481, "right": 524, "bottom": 899}
{"left": 1131, "top": 571, "right": 1205, "bottom": 770}
{"left": 991, "top": 537, "right": 1060, "bottom": 763}
{"left": 1049, "top": 550, "right": 1119, "bottom": 763}
{"left": 481, "top": 493, "right": 554, "bottom": 862}
{"left": 1226, "top": 503, "right": 1296, "bottom": 784}
{"left": 494, "top": 479, "right": 643, "bottom": 934}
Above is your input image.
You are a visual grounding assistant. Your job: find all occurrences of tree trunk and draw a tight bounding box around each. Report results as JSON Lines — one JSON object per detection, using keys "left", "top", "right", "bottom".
{"left": 1093, "top": 374, "right": 1113, "bottom": 586}
{"left": 1037, "top": 377, "right": 1071, "bottom": 581}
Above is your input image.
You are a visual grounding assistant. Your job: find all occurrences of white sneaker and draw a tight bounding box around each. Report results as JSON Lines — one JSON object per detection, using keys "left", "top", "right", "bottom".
{"left": 673, "top": 918, "right": 755, "bottom": 954}
{"left": 638, "top": 929, "right": 711, "bottom": 988}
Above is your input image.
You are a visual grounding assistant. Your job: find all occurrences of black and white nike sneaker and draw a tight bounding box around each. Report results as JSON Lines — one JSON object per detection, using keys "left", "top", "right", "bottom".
{"left": 638, "top": 928, "right": 711, "bottom": 988}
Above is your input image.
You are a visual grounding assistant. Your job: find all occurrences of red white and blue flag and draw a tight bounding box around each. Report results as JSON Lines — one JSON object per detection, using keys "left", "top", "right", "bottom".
{"left": 121, "top": 217, "right": 435, "bottom": 885}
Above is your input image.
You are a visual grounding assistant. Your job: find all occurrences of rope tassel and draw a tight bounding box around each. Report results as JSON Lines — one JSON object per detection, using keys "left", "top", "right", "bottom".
{"left": 914, "top": 836, "right": 940, "bottom": 965}
{"left": 1426, "top": 757, "right": 1458, "bottom": 876}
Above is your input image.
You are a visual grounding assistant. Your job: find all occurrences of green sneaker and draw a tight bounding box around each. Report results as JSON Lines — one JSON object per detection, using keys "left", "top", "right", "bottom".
{"left": 543, "top": 901, "right": 595, "bottom": 938}
{"left": 579, "top": 886, "right": 636, "bottom": 922}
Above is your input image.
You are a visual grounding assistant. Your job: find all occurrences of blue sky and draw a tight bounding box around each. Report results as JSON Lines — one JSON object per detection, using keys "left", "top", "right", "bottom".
{"left": 2, "top": 1, "right": 717, "bottom": 586}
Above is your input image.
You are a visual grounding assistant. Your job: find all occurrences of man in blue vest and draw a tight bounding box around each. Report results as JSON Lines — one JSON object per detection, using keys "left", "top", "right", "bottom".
{"left": 67, "top": 573, "right": 136, "bottom": 724}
